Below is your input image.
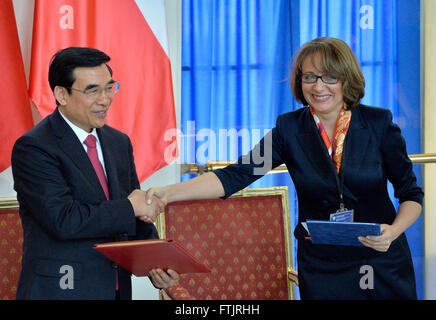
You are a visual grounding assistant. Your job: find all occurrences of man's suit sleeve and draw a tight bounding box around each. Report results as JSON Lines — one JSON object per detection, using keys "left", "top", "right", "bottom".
{"left": 125, "top": 138, "right": 160, "bottom": 241}
{"left": 11, "top": 135, "right": 137, "bottom": 241}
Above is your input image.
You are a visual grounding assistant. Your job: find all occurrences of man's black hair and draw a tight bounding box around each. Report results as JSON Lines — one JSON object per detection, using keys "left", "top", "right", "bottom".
{"left": 48, "top": 47, "right": 112, "bottom": 102}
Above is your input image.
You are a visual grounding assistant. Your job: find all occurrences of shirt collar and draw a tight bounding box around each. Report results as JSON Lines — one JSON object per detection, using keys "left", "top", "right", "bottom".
{"left": 58, "top": 108, "right": 99, "bottom": 145}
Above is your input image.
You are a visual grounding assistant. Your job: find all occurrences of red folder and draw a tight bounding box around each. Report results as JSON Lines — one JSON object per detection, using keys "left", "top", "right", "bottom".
{"left": 93, "top": 239, "right": 211, "bottom": 276}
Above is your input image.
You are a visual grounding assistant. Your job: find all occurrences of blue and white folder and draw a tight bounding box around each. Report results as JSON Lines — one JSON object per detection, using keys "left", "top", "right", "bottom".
{"left": 306, "top": 220, "right": 381, "bottom": 246}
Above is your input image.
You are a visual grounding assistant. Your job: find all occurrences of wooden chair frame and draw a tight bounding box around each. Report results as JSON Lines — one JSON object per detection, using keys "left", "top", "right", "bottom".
{"left": 0, "top": 197, "right": 19, "bottom": 211}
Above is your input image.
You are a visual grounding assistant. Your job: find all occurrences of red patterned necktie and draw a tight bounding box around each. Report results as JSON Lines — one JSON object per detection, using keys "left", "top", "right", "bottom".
{"left": 84, "top": 135, "right": 110, "bottom": 200}
{"left": 84, "top": 135, "right": 118, "bottom": 291}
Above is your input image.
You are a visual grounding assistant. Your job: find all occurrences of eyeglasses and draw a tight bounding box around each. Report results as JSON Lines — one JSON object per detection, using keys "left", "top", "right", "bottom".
{"left": 301, "top": 73, "right": 339, "bottom": 84}
{"left": 68, "top": 81, "right": 120, "bottom": 99}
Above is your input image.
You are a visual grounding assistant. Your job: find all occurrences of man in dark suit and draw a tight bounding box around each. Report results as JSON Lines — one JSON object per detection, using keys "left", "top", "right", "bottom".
{"left": 11, "top": 47, "right": 178, "bottom": 299}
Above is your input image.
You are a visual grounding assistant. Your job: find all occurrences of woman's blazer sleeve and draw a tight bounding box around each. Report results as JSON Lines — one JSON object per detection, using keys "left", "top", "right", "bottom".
{"left": 380, "top": 110, "right": 424, "bottom": 205}
{"left": 213, "top": 115, "right": 286, "bottom": 198}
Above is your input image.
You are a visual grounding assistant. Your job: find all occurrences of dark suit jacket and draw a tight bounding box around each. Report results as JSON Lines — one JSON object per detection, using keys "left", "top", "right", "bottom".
{"left": 11, "top": 108, "right": 158, "bottom": 300}
{"left": 214, "top": 104, "right": 423, "bottom": 255}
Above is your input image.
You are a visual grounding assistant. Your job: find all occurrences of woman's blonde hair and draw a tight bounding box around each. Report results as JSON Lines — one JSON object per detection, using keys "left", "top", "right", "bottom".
{"left": 290, "top": 37, "right": 365, "bottom": 110}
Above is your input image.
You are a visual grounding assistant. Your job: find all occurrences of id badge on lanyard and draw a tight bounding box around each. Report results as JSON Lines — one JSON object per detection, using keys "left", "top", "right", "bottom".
{"left": 329, "top": 170, "right": 354, "bottom": 223}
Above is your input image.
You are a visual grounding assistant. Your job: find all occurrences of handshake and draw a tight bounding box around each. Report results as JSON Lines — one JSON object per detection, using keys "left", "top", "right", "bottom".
{"left": 127, "top": 172, "right": 223, "bottom": 224}
{"left": 127, "top": 188, "right": 167, "bottom": 224}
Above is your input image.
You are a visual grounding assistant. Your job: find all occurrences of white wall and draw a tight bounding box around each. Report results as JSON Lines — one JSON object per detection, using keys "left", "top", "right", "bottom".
{"left": 134, "top": 0, "right": 182, "bottom": 300}
{"left": 423, "top": 0, "right": 436, "bottom": 300}
{"left": 3, "top": 0, "right": 182, "bottom": 300}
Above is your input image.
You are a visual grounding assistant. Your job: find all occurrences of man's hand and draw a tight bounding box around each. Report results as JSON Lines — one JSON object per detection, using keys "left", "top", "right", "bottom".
{"left": 149, "top": 268, "right": 180, "bottom": 289}
{"left": 145, "top": 187, "right": 168, "bottom": 206}
{"left": 135, "top": 188, "right": 169, "bottom": 224}
{"left": 127, "top": 189, "right": 165, "bottom": 223}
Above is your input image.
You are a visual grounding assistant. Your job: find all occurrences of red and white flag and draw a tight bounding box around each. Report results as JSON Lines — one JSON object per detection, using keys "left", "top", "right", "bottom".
{"left": 29, "top": 0, "right": 177, "bottom": 182}
{"left": 0, "top": 0, "right": 33, "bottom": 173}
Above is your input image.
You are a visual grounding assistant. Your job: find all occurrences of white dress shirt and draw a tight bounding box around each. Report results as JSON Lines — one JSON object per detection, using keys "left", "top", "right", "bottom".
{"left": 58, "top": 108, "right": 108, "bottom": 178}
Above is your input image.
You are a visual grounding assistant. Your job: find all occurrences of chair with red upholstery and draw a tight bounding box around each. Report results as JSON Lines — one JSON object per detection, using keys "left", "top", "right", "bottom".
{"left": 0, "top": 197, "right": 22, "bottom": 300}
{"left": 158, "top": 187, "right": 298, "bottom": 300}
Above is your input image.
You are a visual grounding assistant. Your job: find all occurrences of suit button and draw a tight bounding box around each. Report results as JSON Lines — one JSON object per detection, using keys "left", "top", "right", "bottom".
{"left": 112, "top": 263, "right": 119, "bottom": 269}
{"left": 121, "top": 232, "right": 128, "bottom": 237}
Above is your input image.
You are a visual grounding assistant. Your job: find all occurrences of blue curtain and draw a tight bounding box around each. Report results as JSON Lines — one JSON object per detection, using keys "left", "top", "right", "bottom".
{"left": 181, "top": 0, "right": 299, "bottom": 162}
{"left": 181, "top": 0, "right": 301, "bottom": 298}
{"left": 181, "top": 0, "right": 422, "bottom": 299}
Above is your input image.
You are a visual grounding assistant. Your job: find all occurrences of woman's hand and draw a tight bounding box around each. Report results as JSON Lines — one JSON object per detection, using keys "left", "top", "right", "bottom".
{"left": 359, "top": 201, "right": 422, "bottom": 252}
{"left": 358, "top": 224, "right": 399, "bottom": 252}
{"left": 145, "top": 187, "right": 168, "bottom": 206}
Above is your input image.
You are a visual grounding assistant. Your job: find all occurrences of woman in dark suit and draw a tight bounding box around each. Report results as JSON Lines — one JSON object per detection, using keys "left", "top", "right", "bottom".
{"left": 145, "top": 37, "right": 423, "bottom": 299}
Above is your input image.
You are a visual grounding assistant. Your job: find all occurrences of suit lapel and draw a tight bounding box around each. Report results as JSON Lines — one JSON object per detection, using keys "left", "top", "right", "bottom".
{"left": 49, "top": 108, "right": 108, "bottom": 200}
{"left": 339, "top": 107, "right": 369, "bottom": 202}
{"left": 341, "top": 107, "right": 370, "bottom": 175}
{"left": 296, "top": 108, "right": 338, "bottom": 181}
